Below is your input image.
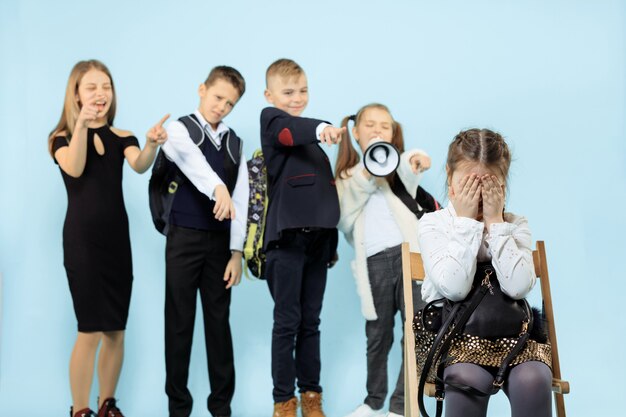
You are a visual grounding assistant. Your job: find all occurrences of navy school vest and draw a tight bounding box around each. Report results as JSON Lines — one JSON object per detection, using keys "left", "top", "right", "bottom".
{"left": 169, "top": 114, "right": 242, "bottom": 231}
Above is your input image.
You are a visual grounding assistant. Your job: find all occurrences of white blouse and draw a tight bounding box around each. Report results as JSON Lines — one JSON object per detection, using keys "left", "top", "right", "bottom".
{"left": 362, "top": 175, "right": 404, "bottom": 257}
{"left": 418, "top": 203, "right": 536, "bottom": 303}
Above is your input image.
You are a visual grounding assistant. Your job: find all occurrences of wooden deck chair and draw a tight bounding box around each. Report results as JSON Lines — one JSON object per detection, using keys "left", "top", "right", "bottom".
{"left": 402, "top": 241, "right": 569, "bottom": 417}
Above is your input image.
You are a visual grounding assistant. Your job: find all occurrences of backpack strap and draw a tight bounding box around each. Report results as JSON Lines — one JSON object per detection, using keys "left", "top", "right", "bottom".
{"left": 162, "top": 114, "right": 205, "bottom": 194}
{"left": 418, "top": 284, "right": 490, "bottom": 417}
{"left": 416, "top": 185, "right": 440, "bottom": 212}
{"left": 441, "top": 300, "right": 533, "bottom": 397}
{"left": 178, "top": 114, "right": 242, "bottom": 193}
{"left": 180, "top": 113, "right": 241, "bottom": 161}
{"left": 418, "top": 272, "right": 533, "bottom": 417}
{"left": 222, "top": 129, "right": 242, "bottom": 193}
{"left": 225, "top": 129, "right": 242, "bottom": 165}
{"left": 150, "top": 114, "right": 203, "bottom": 235}
{"left": 390, "top": 179, "right": 440, "bottom": 219}
{"left": 178, "top": 114, "right": 206, "bottom": 146}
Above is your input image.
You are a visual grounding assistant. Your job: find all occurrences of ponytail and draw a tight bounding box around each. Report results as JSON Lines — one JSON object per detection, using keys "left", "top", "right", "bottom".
{"left": 334, "top": 115, "right": 361, "bottom": 179}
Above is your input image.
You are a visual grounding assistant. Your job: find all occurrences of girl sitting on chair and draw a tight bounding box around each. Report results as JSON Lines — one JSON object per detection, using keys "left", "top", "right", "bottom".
{"left": 417, "top": 128, "right": 552, "bottom": 417}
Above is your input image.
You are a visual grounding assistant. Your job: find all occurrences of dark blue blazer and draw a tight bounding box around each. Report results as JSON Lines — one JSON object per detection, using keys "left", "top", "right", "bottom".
{"left": 260, "top": 107, "right": 339, "bottom": 251}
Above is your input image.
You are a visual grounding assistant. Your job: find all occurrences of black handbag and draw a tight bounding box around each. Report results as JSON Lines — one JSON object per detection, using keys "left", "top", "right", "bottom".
{"left": 416, "top": 263, "right": 534, "bottom": 417}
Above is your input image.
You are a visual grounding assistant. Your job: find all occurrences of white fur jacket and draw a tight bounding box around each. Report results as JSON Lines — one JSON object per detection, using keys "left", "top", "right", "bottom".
{"left": 336, "top": 149, "right": 427, "bottom": 320}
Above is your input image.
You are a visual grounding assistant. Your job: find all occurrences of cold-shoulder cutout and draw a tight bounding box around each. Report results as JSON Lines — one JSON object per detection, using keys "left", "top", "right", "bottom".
{"left": 110, "top": 127, "right": 135, "bottom": 138}
{"left": 120, "top": 135, "right": 140, "bottom": 150}
{"left": 108, "top": 127, "right": 139, "bottom": 150}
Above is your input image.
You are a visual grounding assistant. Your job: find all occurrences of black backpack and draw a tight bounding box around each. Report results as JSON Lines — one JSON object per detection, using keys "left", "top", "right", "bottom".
{"left": 148, "top": 114, "right": 241, "bottom": 235}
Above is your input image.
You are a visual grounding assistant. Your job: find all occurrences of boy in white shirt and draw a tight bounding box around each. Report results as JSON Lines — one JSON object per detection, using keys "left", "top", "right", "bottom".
{"left": 158, "top": 66, "right": 249, "bottom": 417}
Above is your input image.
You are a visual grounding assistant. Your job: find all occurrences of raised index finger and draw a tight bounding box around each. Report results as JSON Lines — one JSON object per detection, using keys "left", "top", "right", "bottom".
{"left": 157, "top": 114, "right": 170, "bottom": 128}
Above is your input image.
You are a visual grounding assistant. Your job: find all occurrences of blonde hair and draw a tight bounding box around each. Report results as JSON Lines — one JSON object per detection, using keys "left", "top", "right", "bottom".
{"left": 335, "top": 103, "right": 405, "bottom": 183}
{"left": 265, "top": 58, "right": 305, "bottom": 86}
{"left": 48, "top": 59, "right": 116, "bottom": 156}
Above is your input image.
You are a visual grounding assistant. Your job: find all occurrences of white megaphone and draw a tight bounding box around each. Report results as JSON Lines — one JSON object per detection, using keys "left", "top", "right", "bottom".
{"left": 363, "top": 139, "right": 400, "bottom": 177}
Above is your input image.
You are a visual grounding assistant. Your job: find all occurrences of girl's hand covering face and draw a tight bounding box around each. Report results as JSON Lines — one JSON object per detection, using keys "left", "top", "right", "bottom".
{"left": 449, "top": 173, "right": 482, "bottom": 219}
{"left": 480, "top": 175, "right": 505, "bottom": 224}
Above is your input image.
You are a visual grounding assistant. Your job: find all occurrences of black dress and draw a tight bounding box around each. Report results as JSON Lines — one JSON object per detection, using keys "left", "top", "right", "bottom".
{"left": 53, "top": 125, "right": 139, "bottom": 332}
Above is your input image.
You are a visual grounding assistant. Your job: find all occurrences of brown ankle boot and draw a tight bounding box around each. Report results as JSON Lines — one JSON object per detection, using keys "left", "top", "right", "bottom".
{"left": 273, "top": 397, "right": 298, "bottom": 417}
{"left": 301, "top": 391, "right": 325, "bottom": 417}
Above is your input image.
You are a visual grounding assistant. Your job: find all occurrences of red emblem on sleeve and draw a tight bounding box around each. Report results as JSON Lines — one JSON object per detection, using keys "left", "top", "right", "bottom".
{"left": 278, "top": 128, "right": 294, "bottom": 146}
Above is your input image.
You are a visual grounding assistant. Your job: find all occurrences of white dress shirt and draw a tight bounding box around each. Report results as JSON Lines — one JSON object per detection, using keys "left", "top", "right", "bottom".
{"left": 162, "top": 110, "right": 249, "bottom": 251}
{"left": 418, "top": 203, "right": 536, "bottom": 303}
{"left": 316, "top": 123, "right": 330, "bottom": 140}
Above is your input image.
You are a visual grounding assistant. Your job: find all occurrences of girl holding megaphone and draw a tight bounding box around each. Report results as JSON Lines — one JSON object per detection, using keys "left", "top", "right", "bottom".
{"left": 335, "top": 103, "right": 439, "bottom": 417}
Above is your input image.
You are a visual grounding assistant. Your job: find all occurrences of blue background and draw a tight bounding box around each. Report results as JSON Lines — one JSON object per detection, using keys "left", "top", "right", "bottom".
{"left": 1, "top": 0, "right": 625, "bottom": 416}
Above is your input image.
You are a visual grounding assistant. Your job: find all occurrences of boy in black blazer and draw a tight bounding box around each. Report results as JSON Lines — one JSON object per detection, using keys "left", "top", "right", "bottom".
{"left": 260, "top": 58, "right": 345, "bottom": 417}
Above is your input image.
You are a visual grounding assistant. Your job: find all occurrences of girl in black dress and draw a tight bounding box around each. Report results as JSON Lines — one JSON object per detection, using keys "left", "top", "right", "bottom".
{"left": 48, "top": 59, "right": 168, "bottom": 417}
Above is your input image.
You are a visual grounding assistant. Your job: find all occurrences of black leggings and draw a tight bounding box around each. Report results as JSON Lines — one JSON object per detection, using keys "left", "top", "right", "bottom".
{"left": 443, "top": 361, "right": 552, "bottom": 417}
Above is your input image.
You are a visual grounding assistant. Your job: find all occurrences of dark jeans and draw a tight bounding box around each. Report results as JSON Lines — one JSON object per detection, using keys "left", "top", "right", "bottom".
{"left": 266, "top": 229, "right": 333, "bottom": 402}
{"left": 364, "top": 244, "right": 425, "bottom": 414}
{"left": 165, "top": 225, "right": 234, "bottom": 417}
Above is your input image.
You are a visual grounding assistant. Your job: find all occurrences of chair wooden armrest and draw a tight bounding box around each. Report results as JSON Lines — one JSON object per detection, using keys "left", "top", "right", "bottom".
{"left": 552, "top": 378, "right": 570, "bottom": 395}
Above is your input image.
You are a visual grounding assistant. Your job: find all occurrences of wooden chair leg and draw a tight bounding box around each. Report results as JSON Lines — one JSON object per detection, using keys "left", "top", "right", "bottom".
{"left": 402, "top": 243, "right": 419, "bottom": 417}
{"left": 554, "top": 393, "right": 566, "bottom": 417}
{"left": 404, "top": 325, "right": 420, "bottom": 417}
{"left": 537, "top": 241, "right": 567, "bottom": 417}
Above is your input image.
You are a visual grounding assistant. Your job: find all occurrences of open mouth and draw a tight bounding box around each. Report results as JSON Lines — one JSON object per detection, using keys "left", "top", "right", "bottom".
{"left": 95, "top": 100, "right": 107, "bottom": 112}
